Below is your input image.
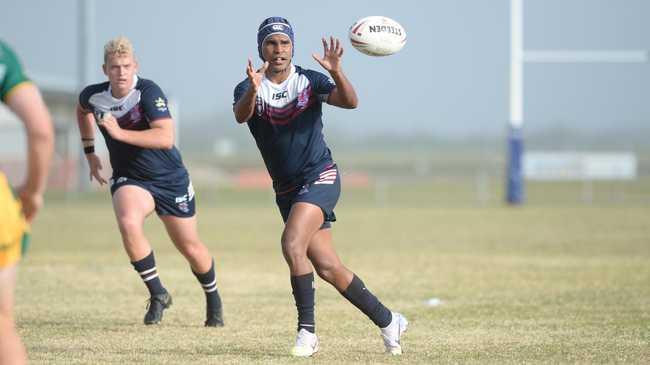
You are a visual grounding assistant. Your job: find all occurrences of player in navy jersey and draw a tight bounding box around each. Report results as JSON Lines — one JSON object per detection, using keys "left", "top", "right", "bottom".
{"left": 77, "top": 37, "right": 223, "bottom": 327}
{"left": 233, "top": 17, "right": 408, "bottom": 356}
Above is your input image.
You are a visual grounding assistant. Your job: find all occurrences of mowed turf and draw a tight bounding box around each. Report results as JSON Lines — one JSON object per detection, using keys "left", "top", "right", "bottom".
{"left": 16, "top": 186, "right": 650, "bottom": 364}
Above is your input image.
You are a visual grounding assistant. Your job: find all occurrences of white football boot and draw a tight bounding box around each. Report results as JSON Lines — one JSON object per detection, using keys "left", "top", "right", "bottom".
{"left": 380, "top": 312, "right": 408, "bottom": 355}
{"left": 290, "top": 328, "right": 319, "bottom": 357}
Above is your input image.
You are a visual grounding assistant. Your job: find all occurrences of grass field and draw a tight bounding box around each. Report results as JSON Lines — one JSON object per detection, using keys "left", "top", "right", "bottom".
{"left": 15, "top": 184, "right": 650, "bottom": 364}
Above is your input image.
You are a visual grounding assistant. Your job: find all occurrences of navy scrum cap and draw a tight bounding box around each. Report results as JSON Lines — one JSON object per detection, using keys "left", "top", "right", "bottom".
{"left": 257, "top": 17, "right": 294, "bottom": 60}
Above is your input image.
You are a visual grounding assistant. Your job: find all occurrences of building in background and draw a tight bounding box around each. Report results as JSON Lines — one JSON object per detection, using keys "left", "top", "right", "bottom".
{"left": 0, "top": 74, "right": 80, "bottom": 190}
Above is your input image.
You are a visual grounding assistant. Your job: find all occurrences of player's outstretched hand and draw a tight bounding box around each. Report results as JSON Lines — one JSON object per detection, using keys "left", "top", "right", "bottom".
{"left": 247, "top": 58, "right": 268, "bottom": 92}
{"left": 86, "top": 153, "right": 107, "bottom": 185}
{"left": 313, "top": 36, "right": 343, "bottom": 73}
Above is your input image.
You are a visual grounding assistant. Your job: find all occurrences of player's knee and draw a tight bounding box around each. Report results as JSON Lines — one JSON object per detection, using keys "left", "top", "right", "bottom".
{"left": 283, "top": 245, "right": 308, "bottom": 266}
{"left": 116, "top": 216, "right": 145, "bottom": 246}
{"left": 281, "top": 231, "right": 307, "bottom": 265}
{"left": 116, "top": 215, "right": 142, "bottom": 234}
{"left": 314, "top": 262, "right": 342, "bottom": 283}
{"left": 177, "top": 239, "right": 205, "bottom": 259}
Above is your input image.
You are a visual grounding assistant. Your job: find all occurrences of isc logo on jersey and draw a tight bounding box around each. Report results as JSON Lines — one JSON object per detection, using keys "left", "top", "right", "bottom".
{"left": 272, "top": 91, "right": 288, "bottom": 100}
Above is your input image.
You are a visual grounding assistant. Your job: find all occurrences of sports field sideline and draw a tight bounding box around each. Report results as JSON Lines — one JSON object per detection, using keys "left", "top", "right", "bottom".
{"left": 16, "top": 184, "right": 650, "bottom": 364}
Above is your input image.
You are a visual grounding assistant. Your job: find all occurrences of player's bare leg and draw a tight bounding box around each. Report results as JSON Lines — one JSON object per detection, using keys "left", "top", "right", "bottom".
{"left": 308, "top": 226, "right": 408, "bottom": 355}
{"left": 112, "top": 185, "right": 155, "bottom": 261}
{"left": 160, "top": 215, "right": 224, "bottom": 327}
{"left": 159, "top": 215, "right": 211, "bottom": 272}
{"left": 112, "top": 185, "right": 171, "bottom": 325}
{"left": 307, "top": 229, "right": 353, "bottom": 290}
{"left": 0, "top": 266, "right": 27, "bottom": 365}
{"left": 282, "top": 202, "right": 323, "bottom": 275}
{"left": 282, "top": 202, "right": 324, "bottom": 356}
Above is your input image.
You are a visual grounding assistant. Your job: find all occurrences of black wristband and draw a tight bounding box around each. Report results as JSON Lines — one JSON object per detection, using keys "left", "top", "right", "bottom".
{"left": 84, "top": 145, "right": 95, "bottom": 154}
{"left": 81, "top": 137, "right": 94, "bottom": 142}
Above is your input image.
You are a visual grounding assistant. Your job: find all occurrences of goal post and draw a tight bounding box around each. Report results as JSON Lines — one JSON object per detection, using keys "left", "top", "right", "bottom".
{"left": 506, "top": 0, "right": 648, "bottom": 205}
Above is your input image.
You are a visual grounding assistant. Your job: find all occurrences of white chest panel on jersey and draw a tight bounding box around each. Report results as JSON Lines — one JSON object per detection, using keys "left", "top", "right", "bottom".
{"left": 88, "top": 75, "right": 141, "bottom": 119}
{"left": 258, "top": 65, "right": 311, "bottom": 108}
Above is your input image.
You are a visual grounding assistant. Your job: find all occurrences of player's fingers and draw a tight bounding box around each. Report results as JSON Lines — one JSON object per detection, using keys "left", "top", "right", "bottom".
{"left": 330, "top": 36, "right": 335, "bottom": 52}
{"left": 21, "top": 204, "right": 35, "bottom": 223}
{"left": 339, "top": 45, "right": 344, "bottom": 57}
{"left": 321, "top": 37, "right": 328, "bottom": 54}
{"left": 334, "top": 38, "right": 341, "bottom": 54}
{"left": 93, "top": 171, "right": 106, "bottom": 185}
{"left": 312, "top": 53, "right": 324, "bottom": 66}
{"left": 23, "top": 210, "right": 35, "bottom": 224}
{"left": 259, "top": 61, "right": 269, "bottom": 73}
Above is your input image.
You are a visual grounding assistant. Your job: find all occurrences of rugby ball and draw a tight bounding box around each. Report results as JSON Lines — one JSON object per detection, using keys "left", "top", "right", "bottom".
{"left": 349, "top": 16, "right": 406, "bottom": 56}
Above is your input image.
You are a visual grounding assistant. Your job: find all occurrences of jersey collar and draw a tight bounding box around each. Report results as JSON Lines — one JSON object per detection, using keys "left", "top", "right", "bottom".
{"left": 108, "top": 74, "right": 139, "bottom": 100}
{"left": 263, "top": 64, "right": 295, "bottom": 87}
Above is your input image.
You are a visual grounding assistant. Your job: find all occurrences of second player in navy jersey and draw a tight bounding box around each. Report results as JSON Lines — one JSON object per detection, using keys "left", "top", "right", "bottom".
{"left": 79, "top": 77, "right": 185, "bottom": 182}
{"left": 233, "top": 17, "right": 408, "bottom": 357}
{"left": 77, "top": 37, "right": 224, "bottom": 327}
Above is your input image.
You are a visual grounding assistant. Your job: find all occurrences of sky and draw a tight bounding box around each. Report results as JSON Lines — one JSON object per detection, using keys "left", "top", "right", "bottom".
{"left": 1, "top": 0, "right": 649, "bottom": 140}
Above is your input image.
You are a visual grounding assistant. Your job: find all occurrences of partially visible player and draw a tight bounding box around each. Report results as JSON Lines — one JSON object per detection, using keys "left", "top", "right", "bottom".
{"left": 0, "top": 40, "right": 54, "bottom": 365}
{"left": 233, "top": 17, "right": 408, "bottom": 356}
{"left": 76, "top": 36, "right": 223, "bottom": 327}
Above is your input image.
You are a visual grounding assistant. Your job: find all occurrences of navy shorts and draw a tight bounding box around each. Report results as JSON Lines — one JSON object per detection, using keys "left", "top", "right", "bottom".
{"left": 276, "top": 165, "right": 340, "bottom": 230}
{"left": 110, "top": 175, "right": 196, "bottom": 218}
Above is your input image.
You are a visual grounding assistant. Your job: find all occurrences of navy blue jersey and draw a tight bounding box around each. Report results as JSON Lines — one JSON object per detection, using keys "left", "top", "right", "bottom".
{"left": 234, "top": 65, "right": 337, "bottom": 193}
{"left": 79, "top": 76, "right": 186, "bottom": 181}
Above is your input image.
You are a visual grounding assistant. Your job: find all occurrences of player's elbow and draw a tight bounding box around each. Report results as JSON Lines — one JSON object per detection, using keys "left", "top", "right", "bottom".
{"left": 160, "top": 138, "right": 175, "bottom": 150}
{"left": 234, "top": 110, "right": 250, "bottom": 124}
{"left": 233, "top": 102, "right": 255, "bottom": 124}
{"left": 341, "top": 98, "right": 358, "bottom": 109}
{"left": 159, "top": 132, "right": 175, "bottom": 149}
{"left": 334, "top": 93, "right": 358, "bottom": 109}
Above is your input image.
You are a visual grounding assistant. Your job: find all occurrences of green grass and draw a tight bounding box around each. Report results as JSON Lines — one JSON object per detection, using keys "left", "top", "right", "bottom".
{"left": 16, "top": 184, "right": 650, "bottom": 364}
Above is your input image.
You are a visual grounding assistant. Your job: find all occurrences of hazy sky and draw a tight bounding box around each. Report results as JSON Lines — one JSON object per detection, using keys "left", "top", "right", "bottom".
{"left": 2, "top": 0, "right": 649, "bottom": 138}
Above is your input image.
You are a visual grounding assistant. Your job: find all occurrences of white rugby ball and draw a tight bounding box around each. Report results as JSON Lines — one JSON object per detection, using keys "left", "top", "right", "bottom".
{"left": 349, "top": 16, "right": 406, "bottom": 56}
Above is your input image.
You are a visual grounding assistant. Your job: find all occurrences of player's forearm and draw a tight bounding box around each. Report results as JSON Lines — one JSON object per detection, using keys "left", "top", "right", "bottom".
{"left": 76, "top": 105, "right": 96, "bottom": 141}
{"left": 234, "top": 87, "right": 258, "bottom": 123}
{"left": 115, "top": 125, "right": 175, "bottom": 149}
{"left": 329, "top": 69, "right": 358, "bottom": 109}
{"left": 23, "top": 128, "right": 53, "bottom": 195}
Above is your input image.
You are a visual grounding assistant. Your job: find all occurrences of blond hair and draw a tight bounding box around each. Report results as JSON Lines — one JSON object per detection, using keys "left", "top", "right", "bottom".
{"left": 103, "top": 36, "right": 135, "bottom": 63}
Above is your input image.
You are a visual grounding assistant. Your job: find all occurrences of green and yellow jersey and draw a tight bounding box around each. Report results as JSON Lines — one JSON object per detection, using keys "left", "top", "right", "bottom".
{"left": 0, "top": 39, "right": 31, "bottom": 102}
{"left": 0, "top": 40, "right": 30, "bottom": 267}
